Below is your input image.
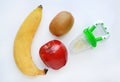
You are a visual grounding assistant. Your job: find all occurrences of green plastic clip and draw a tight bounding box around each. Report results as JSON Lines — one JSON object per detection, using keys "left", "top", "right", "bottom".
{"left": 83, "top": 23, "right": 110, "bottom": 47}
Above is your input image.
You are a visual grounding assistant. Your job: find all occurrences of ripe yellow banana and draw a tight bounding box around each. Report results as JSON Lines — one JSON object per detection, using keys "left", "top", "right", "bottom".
{"left": 14, "top": 5, "right": 48, "bottom": 76}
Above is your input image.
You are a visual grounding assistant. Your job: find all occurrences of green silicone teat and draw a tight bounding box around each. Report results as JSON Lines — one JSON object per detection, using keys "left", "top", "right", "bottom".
{"left": 83, "top": 23, "right": 110, "bottom": 47}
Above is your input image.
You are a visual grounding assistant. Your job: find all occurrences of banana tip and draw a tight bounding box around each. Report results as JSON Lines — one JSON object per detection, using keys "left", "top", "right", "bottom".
{"left": 38, "top": 5, "right": 43, "bottom": 8}
{"left": 44, "top": 68, "right": 48, "bottom": 74}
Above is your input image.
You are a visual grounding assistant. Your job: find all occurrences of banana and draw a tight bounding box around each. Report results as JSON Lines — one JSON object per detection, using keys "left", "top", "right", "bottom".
{"left": 14, "top": 5, "right": 48, "bottom": 76}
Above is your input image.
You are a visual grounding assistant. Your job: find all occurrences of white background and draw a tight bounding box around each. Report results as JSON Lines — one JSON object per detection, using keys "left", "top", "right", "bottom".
{"left": 0, "top": 0, "right": 120, "bottom": 82}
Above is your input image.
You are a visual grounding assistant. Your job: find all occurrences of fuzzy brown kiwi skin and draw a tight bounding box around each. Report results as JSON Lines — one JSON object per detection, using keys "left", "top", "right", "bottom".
{"left": 49, "top": 11, "right": 74, "bottom": 36}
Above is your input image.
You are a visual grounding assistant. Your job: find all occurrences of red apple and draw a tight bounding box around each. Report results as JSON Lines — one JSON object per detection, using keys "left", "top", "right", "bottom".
{"left": 39, "top": 40, "right": 67, "bottom": 70}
